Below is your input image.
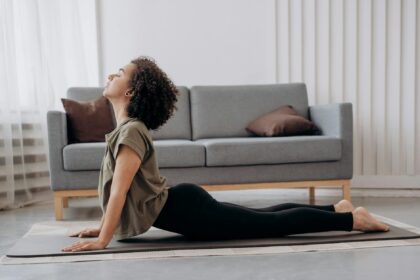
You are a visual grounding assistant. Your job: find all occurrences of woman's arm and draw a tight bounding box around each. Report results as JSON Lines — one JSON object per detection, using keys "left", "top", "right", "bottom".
{"left": 99, "top": 214, "right": 105, "bottom": 230}
{"left": 62, "top": 144, "right": 141, "bottom": 252}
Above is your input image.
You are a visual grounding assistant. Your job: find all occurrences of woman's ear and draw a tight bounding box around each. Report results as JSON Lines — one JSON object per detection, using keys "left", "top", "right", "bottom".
{"left": 124, "top": 89, "right": 134, "bottom": 96}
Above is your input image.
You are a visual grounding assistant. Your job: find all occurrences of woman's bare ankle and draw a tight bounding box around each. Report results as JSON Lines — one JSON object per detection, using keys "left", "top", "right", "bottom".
{"left": 352, "top": 208, "right": 363, "bottom": 231}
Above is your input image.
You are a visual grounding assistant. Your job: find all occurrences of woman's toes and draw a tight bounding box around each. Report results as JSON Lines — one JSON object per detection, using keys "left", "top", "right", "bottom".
{"left": 378, "top": 222, "right": 390, "bottom": 232}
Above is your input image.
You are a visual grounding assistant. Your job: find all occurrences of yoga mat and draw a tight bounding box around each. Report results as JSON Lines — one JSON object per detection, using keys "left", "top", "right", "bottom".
{"left": 2, "top": 213, "right": 420, "bottom": 264}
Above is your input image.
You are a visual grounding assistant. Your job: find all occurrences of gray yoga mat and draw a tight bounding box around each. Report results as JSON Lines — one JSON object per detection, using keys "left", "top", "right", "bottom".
{"left": 7, "top": 223, "right": 420, "bottom": 258}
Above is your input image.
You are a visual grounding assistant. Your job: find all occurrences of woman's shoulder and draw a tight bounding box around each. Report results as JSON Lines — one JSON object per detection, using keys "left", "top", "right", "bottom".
{"left": 122, "top": 118, "right": 150, "bottom": 136}
{"left": 106, "top": 118, "right": 149, "bottom": 143}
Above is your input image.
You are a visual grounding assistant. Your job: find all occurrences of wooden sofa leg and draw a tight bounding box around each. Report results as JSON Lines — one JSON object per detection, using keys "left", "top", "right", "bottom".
{"left": 309, "top": 186, "right": 315, "bottom": 205}
{"left": 342, "top": 180, "right": 351, "bottom": 202}
{"left": 54, "top": 194, "right": 64, "bottom": 221}
{"left": 63, "top": 197, "right": 69, "bottom": 208}
{"left": 53, "top": 189, "right": 99, "bottom": 221}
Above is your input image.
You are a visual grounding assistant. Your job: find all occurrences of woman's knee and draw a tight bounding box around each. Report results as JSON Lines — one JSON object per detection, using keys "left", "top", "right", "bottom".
{"left": 281, "top": 202, "right": 303, "bottom": 208}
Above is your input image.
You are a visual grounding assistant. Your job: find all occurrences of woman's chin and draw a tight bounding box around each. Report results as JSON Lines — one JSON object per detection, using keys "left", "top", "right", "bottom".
{"left": 102, "top": 87, "right": 117, "bottom": 100}
{"left": 102, "top": 88, "right": 108, "bottom": 97}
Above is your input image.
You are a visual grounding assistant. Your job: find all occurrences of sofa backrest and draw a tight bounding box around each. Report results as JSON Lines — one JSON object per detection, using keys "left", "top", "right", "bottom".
{"left": 150, "top": 86, "right": 191, "bottom": 140}
{"left": 190, "top": 83, "right": 309, "bottom": 140}
{"left": 66, "top": 86, "right": 192, "bottom": 140}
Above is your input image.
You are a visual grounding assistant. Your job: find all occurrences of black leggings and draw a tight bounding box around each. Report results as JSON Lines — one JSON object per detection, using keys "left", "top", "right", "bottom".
{"left": 152, "top": 183, "right": 354, "bottom": 240}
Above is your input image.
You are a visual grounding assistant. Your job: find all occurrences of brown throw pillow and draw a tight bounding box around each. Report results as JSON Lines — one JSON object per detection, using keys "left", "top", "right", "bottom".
{"left": 245, "top": 105, "right": 321, "bottom": 137}
{"left": 61, "top": 96, "right": 115, "bottom": 143}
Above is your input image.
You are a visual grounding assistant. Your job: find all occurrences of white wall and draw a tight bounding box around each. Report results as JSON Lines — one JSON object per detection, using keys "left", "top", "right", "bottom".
{"left": 97, "top": 0, "right": 276, "bottom": 87}
{"left": 97, "top": 0, "right": 420, "bottom": 188}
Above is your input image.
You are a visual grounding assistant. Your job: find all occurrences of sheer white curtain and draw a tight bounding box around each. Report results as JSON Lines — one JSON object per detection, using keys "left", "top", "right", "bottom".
{"left": 0, "top": 0, "right": 100, "bottom": 210}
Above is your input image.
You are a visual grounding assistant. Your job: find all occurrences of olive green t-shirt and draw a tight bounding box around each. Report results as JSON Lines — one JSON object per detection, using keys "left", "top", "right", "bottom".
{"left": 98, "top": 117, "right": 169, "bottom": 241}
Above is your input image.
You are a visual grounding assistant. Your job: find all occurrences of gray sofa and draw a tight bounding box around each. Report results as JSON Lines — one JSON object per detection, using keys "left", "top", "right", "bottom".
{"left": 47, "top": 83, "right": 353, "bottom": 220}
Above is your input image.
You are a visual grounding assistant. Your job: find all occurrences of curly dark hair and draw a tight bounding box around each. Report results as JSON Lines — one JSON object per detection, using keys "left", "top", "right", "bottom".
{"left": 126, "top": 56, "right": 180, "bottom": 131}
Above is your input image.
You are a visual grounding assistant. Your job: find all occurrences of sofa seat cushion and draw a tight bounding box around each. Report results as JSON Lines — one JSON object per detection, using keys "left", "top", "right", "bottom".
{"left": 153, "top": 140, "right": 205, "bottom": 168}
{"left": 63, "top": 142, "right": 107, "bottom": 171}
{"left": 63, "top": 140, "right": 206, "bottom": 171}
{"left": 195, "top": 136, "right": 342, "bottom": 167}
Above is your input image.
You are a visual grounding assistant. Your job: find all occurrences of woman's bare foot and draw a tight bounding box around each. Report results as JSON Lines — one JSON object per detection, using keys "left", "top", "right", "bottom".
{"left": 334, "top": 199, "right": 354, "bottom": 213}
{"left": 352, "top": 207, "right": 390, "bottom": 232}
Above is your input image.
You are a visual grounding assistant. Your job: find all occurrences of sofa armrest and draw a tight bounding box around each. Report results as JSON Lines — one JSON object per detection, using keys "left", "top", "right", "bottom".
{"left": 46, "top": 110, "right": 68, "bottom": 179}
{"left": 47, "top": 111, "right": 68, "bottom": 146}
{"left": 309, "top": 103, "right": 353, "bottom": 138}
{"left": 309, "top": 103, "right": 353, "bottom": 177}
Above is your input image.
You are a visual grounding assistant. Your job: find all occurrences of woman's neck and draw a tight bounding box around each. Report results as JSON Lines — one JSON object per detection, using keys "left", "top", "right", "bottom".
{"left": 111, "top": 101, "right": 130, "bottom": 127}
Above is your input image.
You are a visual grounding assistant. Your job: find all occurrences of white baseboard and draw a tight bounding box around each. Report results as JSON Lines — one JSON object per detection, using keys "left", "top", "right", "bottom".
{"left": 314, "top": 188, "right": 420, "bottom": 198}
{"left": 351, "top": 175, "right": 420, "bottom": 188}
{"left": 209, "top": 187, "right": 420, "bottom": 200}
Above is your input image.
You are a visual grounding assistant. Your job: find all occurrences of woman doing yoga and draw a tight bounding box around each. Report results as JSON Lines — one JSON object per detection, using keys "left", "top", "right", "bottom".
{"left": 62, "top": 56, "right": 389, "bottom": 252}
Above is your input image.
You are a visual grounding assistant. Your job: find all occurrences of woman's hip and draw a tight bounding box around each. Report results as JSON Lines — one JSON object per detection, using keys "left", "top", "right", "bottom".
{"left": 152, "top": 182, "right": 215, "bottom": 233}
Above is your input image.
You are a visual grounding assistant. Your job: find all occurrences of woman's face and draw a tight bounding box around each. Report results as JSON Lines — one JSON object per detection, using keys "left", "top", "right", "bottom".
{"left": 103, "top": 62, "right": 137, "bottom": 99}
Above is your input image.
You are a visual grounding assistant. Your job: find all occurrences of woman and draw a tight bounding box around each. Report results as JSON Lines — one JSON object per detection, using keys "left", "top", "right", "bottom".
{"left": 62, "top": 56, "right": 389, "bottom": 252}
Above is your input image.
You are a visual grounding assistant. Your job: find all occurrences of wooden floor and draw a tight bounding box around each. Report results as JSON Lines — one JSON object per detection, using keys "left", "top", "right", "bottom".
{"left": 2, "top": 193, "right": 420, "bottom": 280}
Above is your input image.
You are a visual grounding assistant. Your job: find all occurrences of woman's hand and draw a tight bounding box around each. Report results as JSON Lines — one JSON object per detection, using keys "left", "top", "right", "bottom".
{"left": 62, "top": 239, "right": 107, "bottom": 252}
{"left": 68, "top": 228, "right": 101, "bottom": 238}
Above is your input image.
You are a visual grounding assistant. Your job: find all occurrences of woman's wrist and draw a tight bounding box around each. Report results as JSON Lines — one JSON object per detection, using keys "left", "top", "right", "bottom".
{"left": 97, "top": 234, "right": 112, "bottom": 247}
{"left": 97, "top": 238, "right": 109, "bottom": 247}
